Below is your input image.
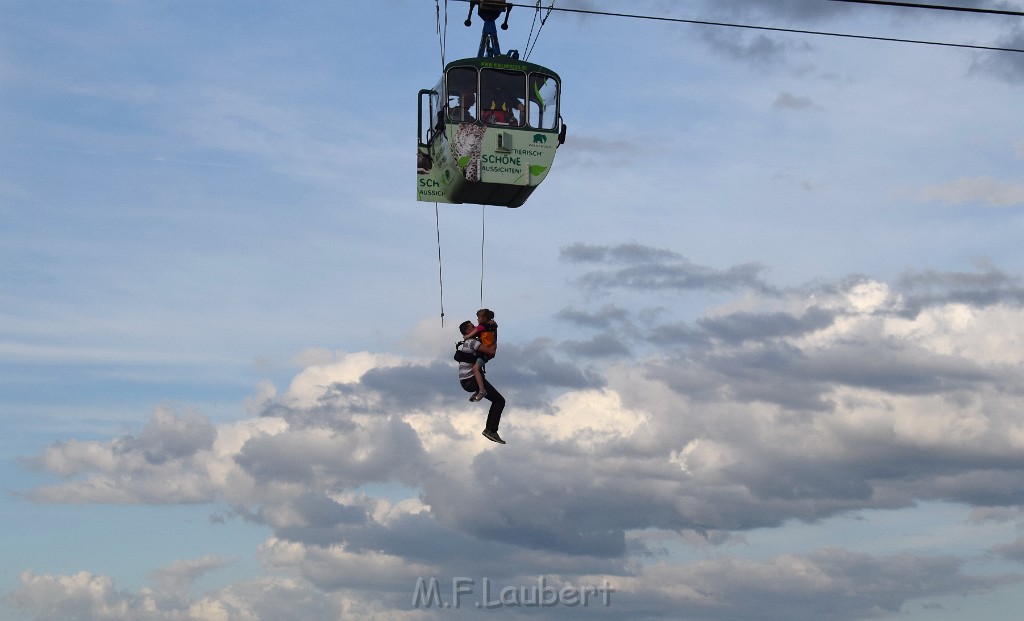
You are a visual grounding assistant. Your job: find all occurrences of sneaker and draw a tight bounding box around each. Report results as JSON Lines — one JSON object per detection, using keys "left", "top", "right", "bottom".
{"left": 482, "top": 429, "right": 506, "bottom": 444}
{"left": 469, "top": 390, "right": 487, "bottom": 402}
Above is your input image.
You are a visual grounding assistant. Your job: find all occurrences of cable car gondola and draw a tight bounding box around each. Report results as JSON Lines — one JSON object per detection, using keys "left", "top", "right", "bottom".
{"left": 417, "top": 0, "right": 566, "bottom": 208}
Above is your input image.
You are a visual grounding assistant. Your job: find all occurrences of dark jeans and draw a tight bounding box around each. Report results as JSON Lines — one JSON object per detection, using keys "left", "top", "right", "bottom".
{"left": 461, "top": 376, "right": 505, "bottom": 432}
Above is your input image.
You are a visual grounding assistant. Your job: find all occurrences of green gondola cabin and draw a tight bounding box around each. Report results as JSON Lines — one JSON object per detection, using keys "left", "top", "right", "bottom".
{"left": 417, "top": 2, "right": 566, "bottom": 208}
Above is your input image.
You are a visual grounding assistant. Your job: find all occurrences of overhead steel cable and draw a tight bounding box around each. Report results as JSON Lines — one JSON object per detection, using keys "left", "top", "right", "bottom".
{"left": 822, "top": 0, "right": 1024, "bottom": 18}
{"left": 447, "top": 0, "right": 1024, "bottom": 54}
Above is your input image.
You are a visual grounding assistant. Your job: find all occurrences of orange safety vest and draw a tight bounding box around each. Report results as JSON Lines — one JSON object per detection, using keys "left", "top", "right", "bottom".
{"left": 478, "top": 323, "right": 497, "bottom": 355}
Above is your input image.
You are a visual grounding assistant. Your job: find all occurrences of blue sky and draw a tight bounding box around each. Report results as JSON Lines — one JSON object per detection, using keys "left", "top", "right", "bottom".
{"left": 3, "top": 0, "right": 1024, "bottom": 619}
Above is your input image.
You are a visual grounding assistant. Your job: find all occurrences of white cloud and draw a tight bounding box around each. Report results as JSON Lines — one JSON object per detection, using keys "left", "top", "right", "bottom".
{"left": 282, "top": 350, "right": 406, "bottom": 409}
{"left": 7, "top": 569, "right": 347, "bottom": 621}
{"left": 260, "top": 538, "right": 438, "bottom": 592}
{"left": 610, "top": 548, "right": 1017, "bottom": 619}
{"left": 148, "top": 556, "right": 232, "bottom": 600}
{"left": 519, "top": 387, "right": 648, "bottom": 448}
{"left": 28, "top": 411, "right": 287, "bottom": 505}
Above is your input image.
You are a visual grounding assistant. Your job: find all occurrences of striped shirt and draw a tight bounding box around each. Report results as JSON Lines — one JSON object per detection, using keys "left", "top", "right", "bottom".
{"left": 457, "top": 338, "right": 483, "bottom": 381}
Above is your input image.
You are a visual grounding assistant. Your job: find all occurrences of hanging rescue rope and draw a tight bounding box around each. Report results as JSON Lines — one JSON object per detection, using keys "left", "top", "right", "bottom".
{"left": 435, "top": 204, "right": 446, "bottom": 327}
{"left": 479, "top": 205, "right": 486, "bottom": 307}
{"left": 434, "top": 0, "right": 449, "bottom": 326}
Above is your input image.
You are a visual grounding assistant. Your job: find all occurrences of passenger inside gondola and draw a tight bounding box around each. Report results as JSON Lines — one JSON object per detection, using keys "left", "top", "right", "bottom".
{"left": 447, "top": 67, "right": 478, "bottom": 124}
{"left": 450, "top": 90, "right": 476, "bottom": 123}
{"left": 481, "top": 69, "right": 525, "bottom": 126}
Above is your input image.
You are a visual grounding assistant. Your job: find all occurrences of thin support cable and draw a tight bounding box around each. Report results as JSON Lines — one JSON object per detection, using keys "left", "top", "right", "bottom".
{"left": 479, "top": 204, "right": 486, "bottom": 307}
{"left": 435, "top": 0, "right": 449, "bottom": 70}
{"left": 433, "top": 2, "right": 448, "bottom": 327}
{"left": 525, "top": 0, "right": 556, "bottom": 61}
{"left": 523, "top": 1, "right": 542, "bottom": 56}
{"left": 435, "top": 203, "right": 445, "bottom": 327}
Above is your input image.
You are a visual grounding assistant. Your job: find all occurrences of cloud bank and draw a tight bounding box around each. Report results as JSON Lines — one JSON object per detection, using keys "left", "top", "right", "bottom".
{"left": 10, "top": 244, "right": 1024, "bottom": 620}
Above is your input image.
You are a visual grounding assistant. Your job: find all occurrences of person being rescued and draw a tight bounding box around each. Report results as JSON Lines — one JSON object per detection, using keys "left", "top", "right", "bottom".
{"left": 463, "top": 308, "right": 497, "bottom": 401}
{"left": 465, "top": 308, "right": 497, "bottom": 359}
